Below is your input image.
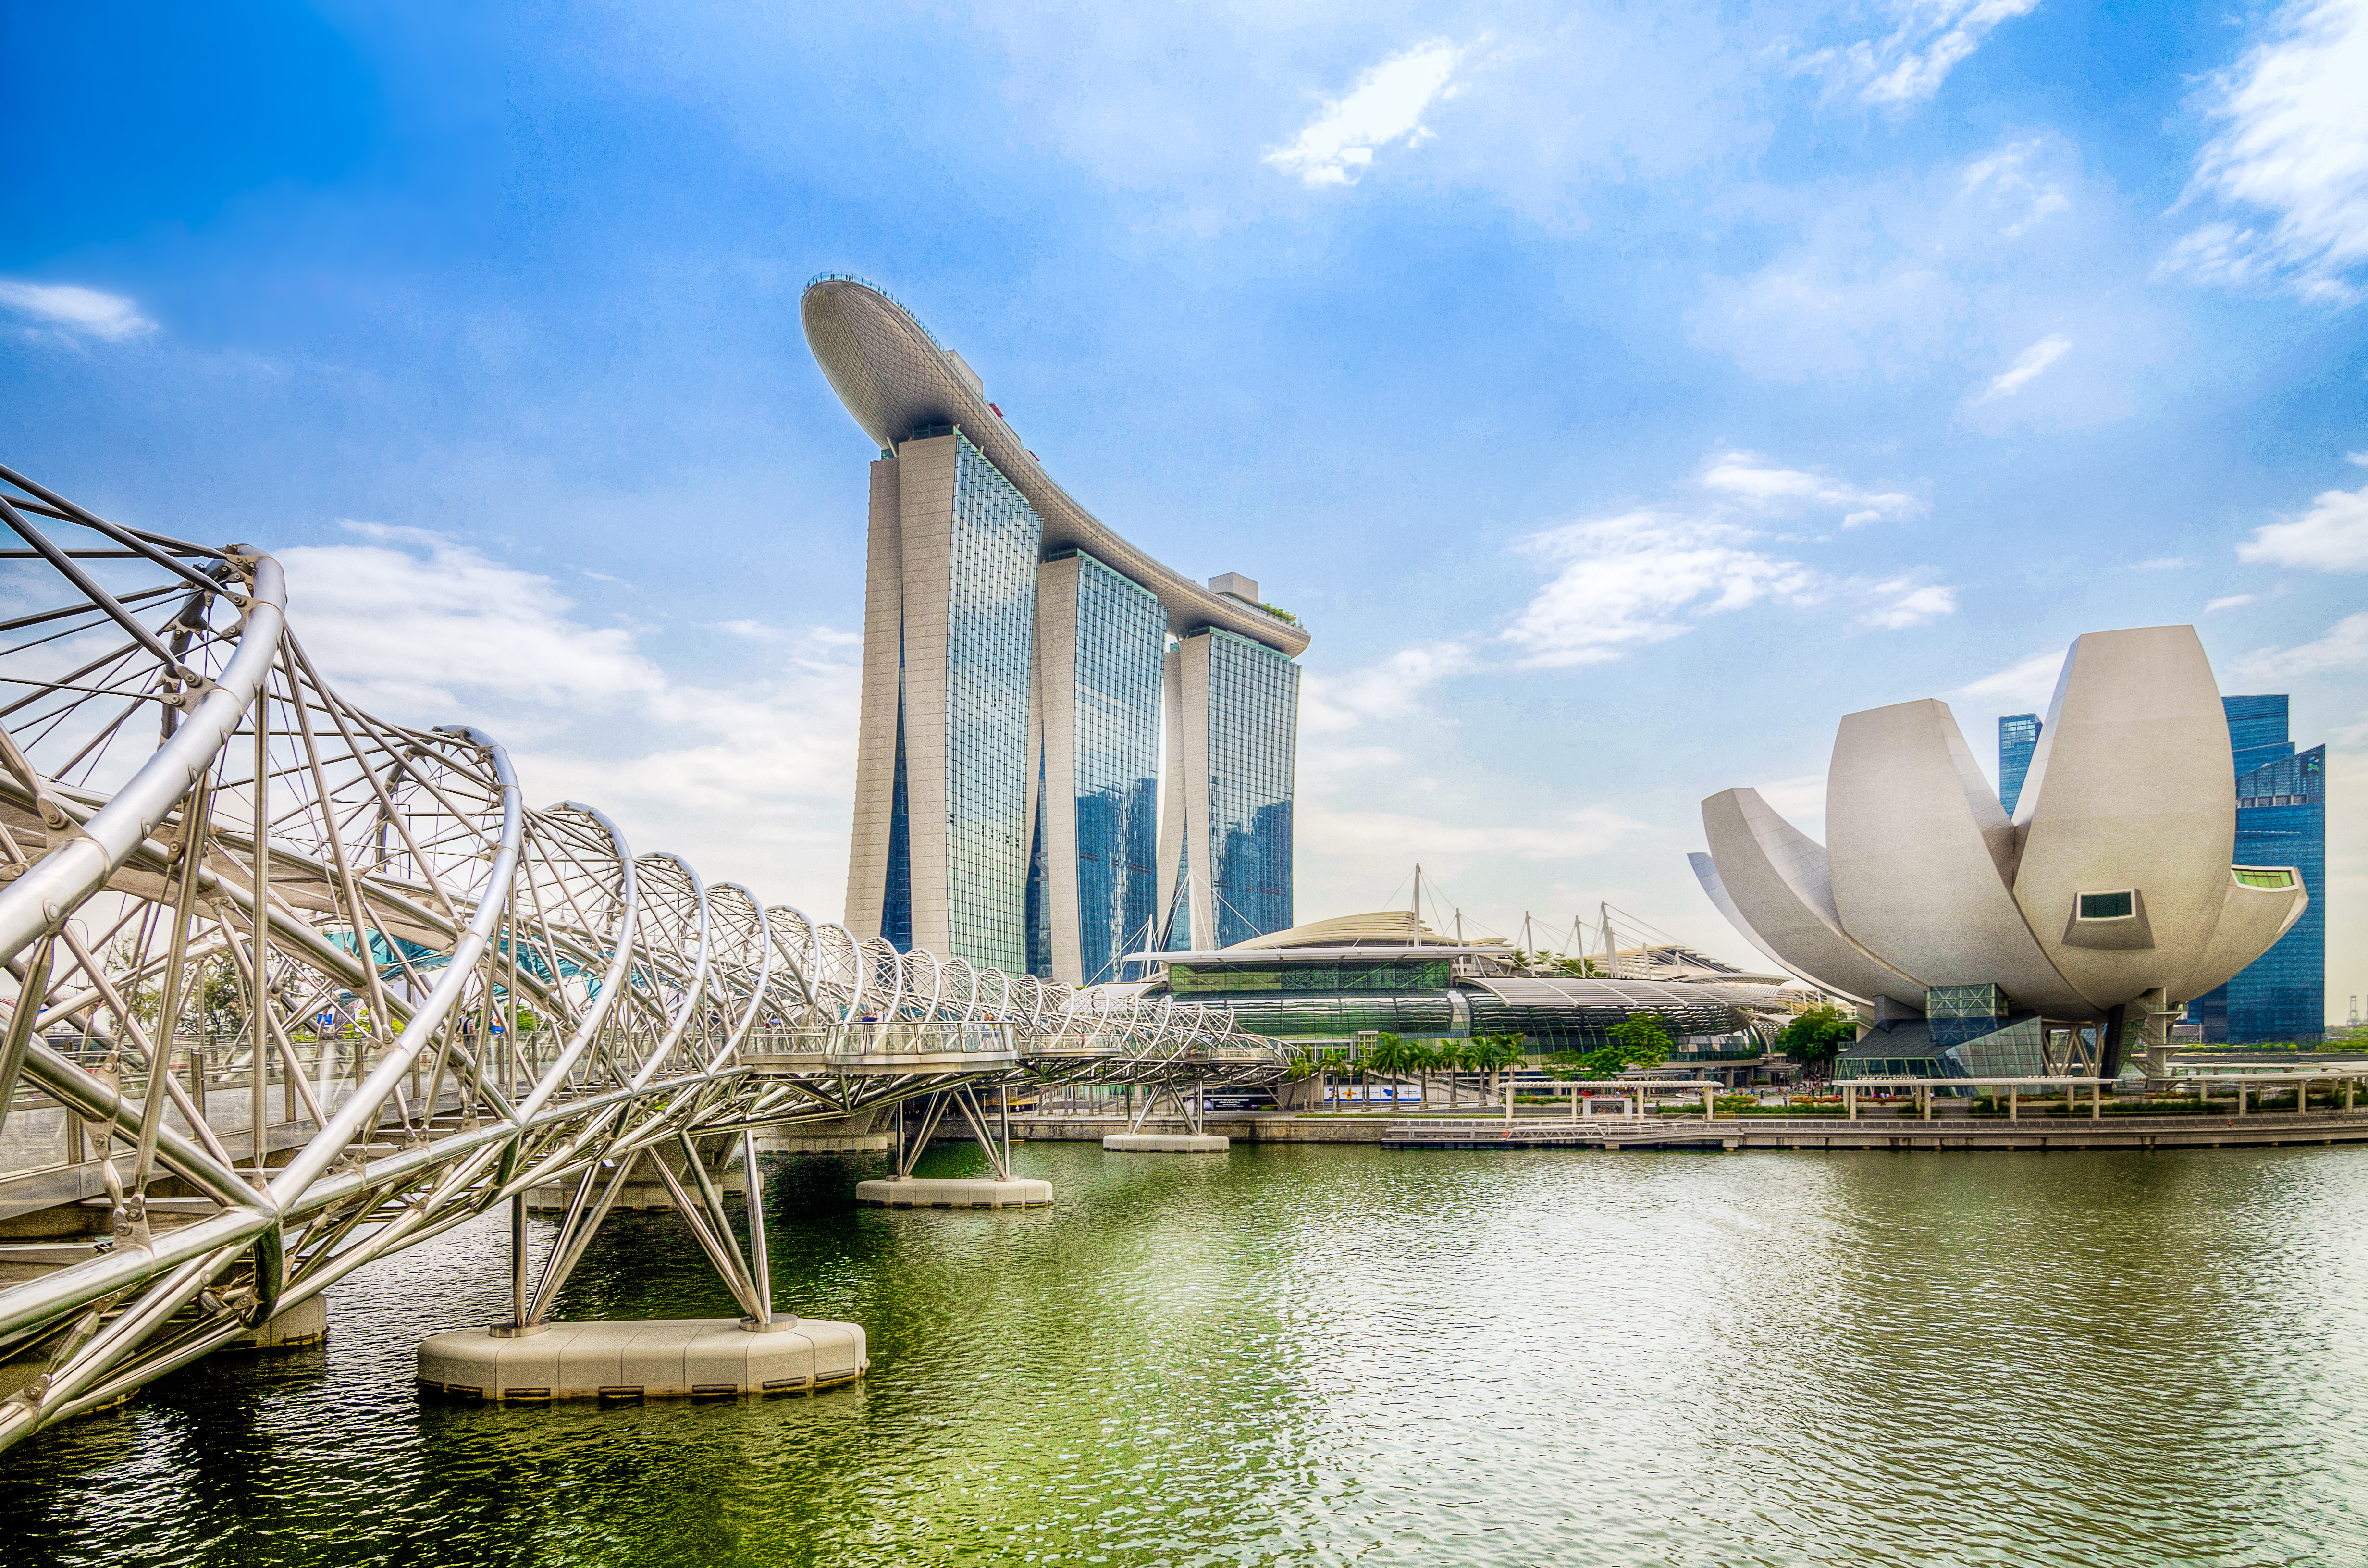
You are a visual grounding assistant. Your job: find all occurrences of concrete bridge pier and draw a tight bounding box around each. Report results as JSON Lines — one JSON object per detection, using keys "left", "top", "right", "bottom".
{"left": 234, "top": 1294, "right": 328, "bottom": 1349}
{"left": 419, "top": 1129, "right": 867, "bottom": 1401}
{"left": 856, "top": 1086, "right": 1051, "bottom": 1208}
{"left": 1103, "top": 1082, "right": 1229, "bottom": 1153}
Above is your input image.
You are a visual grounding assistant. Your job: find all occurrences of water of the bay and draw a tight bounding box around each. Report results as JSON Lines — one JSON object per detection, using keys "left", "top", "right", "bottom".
{"left": 3, "top": 1137, "right": 2366, "bottom": 1567}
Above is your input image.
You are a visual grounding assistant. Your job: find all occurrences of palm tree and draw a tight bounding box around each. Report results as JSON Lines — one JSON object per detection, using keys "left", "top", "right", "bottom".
{"left": 1408, "top": 1039, "right": 1439, "bottom": 1109}
{"left": 1474, "top": 1034, "right": 1524, "bottom": 1102}
{"left": 1369, "top": 1032, "right": 1410, "bottom": 1106}
{"left": 1443, "top": 1039, "right": 1477, "bottom": 1107}
{"left": 1319, "top": 1046, "right": 1350, "bottom": 1110}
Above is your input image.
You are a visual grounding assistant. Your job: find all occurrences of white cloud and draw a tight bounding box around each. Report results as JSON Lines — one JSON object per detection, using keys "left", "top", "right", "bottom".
{"left": 279, "top": 525, "right": 861, "bottom": 916}
{"left": 2132, "top": 556, "right": 2189, "bottom": 570}
{"left": 1690, "top": 136, "right": 2138, "bottom": 397}
{"left": 1495, "top": 449, "right": 1949, "bottom": 668}
{"left": 1949, "top": 647, "right": 2064, "bottom": 711}
{"left": 1301, "top": 641, "right": 1478, "bottom": 733}
{"left": 1500, "top": 514, "right": 1949, "bottom": 668}
{"left": 1970, "top": 334, "right": 2071, "bottom": 403}
{"left": 1797, "top": 0, "right": 2042, "bottom": 108}
{"left": 1302, "top": 801, "right": 1645, "bottom": 864}
{"left": 2233, "top": 611, "right": 2368, "bottom": 681}
{"left": 1501, "top": 510, "right": 1823, "bottom": 668}
{"left": 1961, "top": 143, "right": 2071, "bottom": 236}
{"left": 2161, "top": 0, "right": 2368, "bottom": 304}
{"left": 2207, "top": 593, "right": 2258, "bottom": 612}
{"left": 1859, "top": 580, "right": 1957, "bottom": 628}
{"left": 0, "top": 281, "right": 155, "bottom": 342}
{"left": 1698, "top": 450, "right": 1926, "bottom": 526}
{"left": 2348, "top": 450, "right": 2368, "bottom": 465}
{"left": 2236, "top": 481, "right": 2368, "bottom": 571}
{"left": 282, "top": 524, "right": 663, "bottom": 714}
{"left": 1263, "top": 38, "right": 1461, "bottom": 189}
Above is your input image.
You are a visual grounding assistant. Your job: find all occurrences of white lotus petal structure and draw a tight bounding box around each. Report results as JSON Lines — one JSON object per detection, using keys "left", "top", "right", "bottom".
{"left": 1689, "top": 625, "right": 2308, "bottom": 1072}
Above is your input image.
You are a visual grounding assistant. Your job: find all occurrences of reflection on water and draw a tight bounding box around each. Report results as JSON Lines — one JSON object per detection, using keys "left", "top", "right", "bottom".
{"left": 4, "top": 1140, "right": 2367, "bottom": 1566}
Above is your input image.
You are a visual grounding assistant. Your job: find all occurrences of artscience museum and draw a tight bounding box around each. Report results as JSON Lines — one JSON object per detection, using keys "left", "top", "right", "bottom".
{"left": 1690, "top": 625, "right": 2309, "bottom": 1082}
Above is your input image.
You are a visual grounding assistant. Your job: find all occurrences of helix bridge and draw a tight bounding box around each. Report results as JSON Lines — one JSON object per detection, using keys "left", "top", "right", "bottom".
{"left": 0, "top": 464, "right": 1284, "bottom": 1445}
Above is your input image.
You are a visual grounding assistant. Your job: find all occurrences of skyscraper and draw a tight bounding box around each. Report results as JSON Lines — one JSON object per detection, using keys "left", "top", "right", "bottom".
{"left": 1028, "top": 550, "right": 1165, "bottom": 985}
{"left": 803, "top": 274, "right": 1310, "bottom": 982}
{"left": 2187, "top": 694, "right": 2326, "bottom": 1043}
{"left": 1158, "top": 617, "right": 1301, "bottom": 952}
{"left": 1998, "top": 713, "right": 2041, "bottom": 816}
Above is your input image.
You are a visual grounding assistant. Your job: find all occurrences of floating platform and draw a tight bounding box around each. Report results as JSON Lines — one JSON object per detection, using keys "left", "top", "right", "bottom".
{"left": 524, "top": 1155, "right": 745, "bottom": 1211}
{"left": 760, "top": 1130, "right": 895, "bottom": 1155}
{"left": 416, "top": 1316, "right": 866, "bottom": 1401}
{"left": 1102, "top": 1133, "right": 1230, "bottom": 1153}
{"left": 234, "top": 1295, "right": 328, "bottom": 1349}
{"left": 853, "top": 1177, "right": 1052, "bottom": 1209}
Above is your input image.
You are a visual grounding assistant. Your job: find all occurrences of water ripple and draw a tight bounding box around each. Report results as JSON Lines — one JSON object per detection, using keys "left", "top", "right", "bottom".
{"left": 2, "top": 1143, "right": 2366, "bottom": 1566}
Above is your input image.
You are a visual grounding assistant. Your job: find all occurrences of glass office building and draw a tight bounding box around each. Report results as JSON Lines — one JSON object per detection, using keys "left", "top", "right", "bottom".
{"left": 2186, "top": 694, "right": 2326, "bottom": 1043}
{"left": 1029, "top": 551, "right": 1164, "bottom": 985}
{"left": 807, "top": 273, "right": 1309, "bottom": 984}
{"left": 1998, "top": 713, "right": 2041, "bottom": 816}
{"left": 936, "top": 436, "right": 1042, "bottom": 971}
{"left": 1205, "top": 629, "right": 1299, "bottom": 947}
{"left": 1144, "top": 942, "right": 1775, "bottom": 1074}
{"left": 1159, "top": 626, "right": 1301, "bottom": 951}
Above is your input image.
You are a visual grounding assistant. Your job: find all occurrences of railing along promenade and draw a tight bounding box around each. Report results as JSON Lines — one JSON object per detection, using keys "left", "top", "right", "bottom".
{"left": 0, "top": 464, "right": 1283, "bottom": 1450}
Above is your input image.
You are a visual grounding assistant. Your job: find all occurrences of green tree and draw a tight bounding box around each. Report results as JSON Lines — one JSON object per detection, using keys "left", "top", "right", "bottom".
{"left": 1443, "top": 1038, "right": 1480, "bottom": 1106}
{"left": 1368, "top": 1033, "right": 1413, "bottom": 1104}
{"left": 1317, "top": 1046, "right": 1351, "bottom": 1110}
{"left": 1408, "top": 1039, "right": 1442, "bottom": 1108}
{"left": 1339, "top": 1046, "right": 1369, "bottom": 1107}
{"left": 1470, "top": 1033, "right": 1526, "bottom": 1099}
{"left": 1578, "top": 1011, "right": 1672, "bottom": 1077}
{"left": 1777, "top": 1005, "right": 1859, "bottom": 1075}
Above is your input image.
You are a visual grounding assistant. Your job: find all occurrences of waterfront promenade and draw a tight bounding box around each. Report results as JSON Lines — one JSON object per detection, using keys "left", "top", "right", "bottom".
{"left": 1009, "top": 1103, "right": 2368, "bottom": 1153}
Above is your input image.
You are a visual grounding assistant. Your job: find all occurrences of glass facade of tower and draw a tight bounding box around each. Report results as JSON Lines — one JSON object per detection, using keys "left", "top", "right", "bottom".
{"left": 935, "top": 434, "right": 1039, "bottom": 972}
{"left": 2187, "top": 694, "right": 2326, "bottom": 1043}
{"left": 1998, "top": 713, "right": 2041, "bottom": 816}
{"left": 1070, "top": 554, "right": 1163, "bottom": 984}
{"left": 817, "top": 278, "right": 1307, "bottom": 985}
{"left": 884, "top": 668, "right": 913, "bottom": 950}
{"left": 1197, "top": 627, "right": 1300, "bottom": 948}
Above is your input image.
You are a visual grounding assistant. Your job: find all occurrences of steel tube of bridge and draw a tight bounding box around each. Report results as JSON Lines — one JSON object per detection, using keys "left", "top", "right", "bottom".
{"left": 743, "top": 1128, "right": 772, "bottom": 1323}
{"left": 0, "top": 556, "right": 284, "bottom": 971}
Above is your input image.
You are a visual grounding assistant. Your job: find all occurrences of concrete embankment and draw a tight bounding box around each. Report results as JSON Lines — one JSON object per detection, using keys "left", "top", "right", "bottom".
{"left": 1009, "top": 1115, "right": 1392, "bottom": 1145}
{"left": 1006, "top": 1111, "right": 2368, "bottom": 1153}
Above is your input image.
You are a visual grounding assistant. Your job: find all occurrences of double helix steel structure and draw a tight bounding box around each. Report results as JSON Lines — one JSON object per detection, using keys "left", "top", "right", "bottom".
{"left": 0, "top": 466, "right": 1283, "bottom": 1449}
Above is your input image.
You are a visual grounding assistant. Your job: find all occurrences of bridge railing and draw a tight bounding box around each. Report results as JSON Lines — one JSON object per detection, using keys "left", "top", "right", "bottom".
{"left": 740, "top": 1022, "right": 1017, "bottom": 1058}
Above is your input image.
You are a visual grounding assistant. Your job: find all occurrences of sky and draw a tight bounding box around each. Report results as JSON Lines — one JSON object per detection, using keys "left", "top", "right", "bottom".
{"left": 1, "top": 0, "right": 2363, "bottom": 1017}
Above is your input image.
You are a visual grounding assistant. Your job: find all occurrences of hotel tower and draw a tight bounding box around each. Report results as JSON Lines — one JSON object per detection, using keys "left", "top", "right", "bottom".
{"left": 802, "top": 275, "right": 1308, "bottom": 985}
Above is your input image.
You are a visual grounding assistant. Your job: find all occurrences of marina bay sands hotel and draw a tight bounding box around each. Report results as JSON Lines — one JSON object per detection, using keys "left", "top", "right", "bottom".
{"left": 802, "top": 274, "right": 1307, "bottom": 986}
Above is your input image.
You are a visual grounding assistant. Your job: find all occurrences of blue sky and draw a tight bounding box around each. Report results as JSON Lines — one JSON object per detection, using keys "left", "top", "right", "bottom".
{"left": 3, "top": 0, "right": 2363, "bottom": 1013}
